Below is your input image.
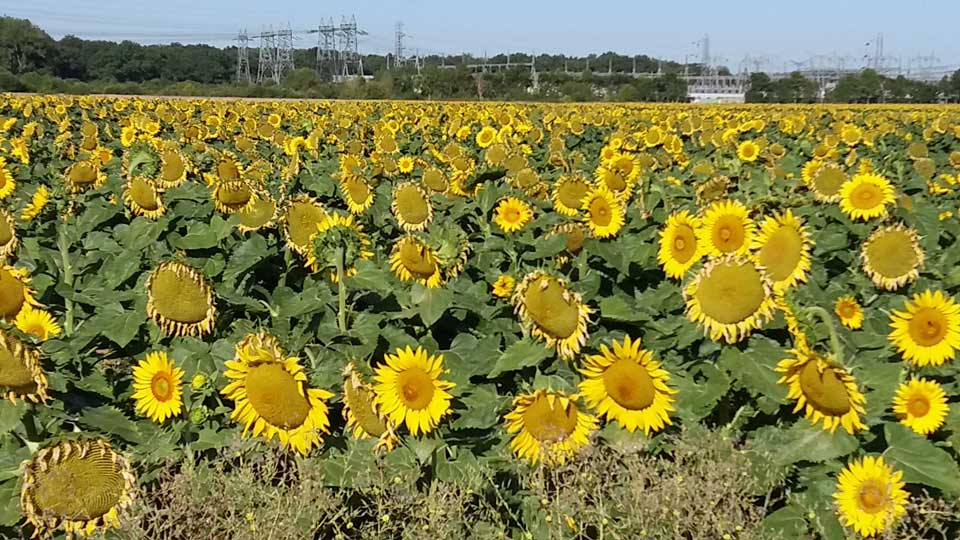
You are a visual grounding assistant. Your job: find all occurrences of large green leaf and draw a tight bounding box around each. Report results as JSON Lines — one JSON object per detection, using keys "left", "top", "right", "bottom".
{"left": 749, "top": 422, "right": 858, "bottom": 466}
{"left": 488, "top": 338, "right": 551, "bottom": 378}
{"left": 79, "top": 405, "right": 141, "bottom": 443}
{"left": 717, "top": 337, "right": 787, "bottom": 402}
{"left": 411, "top": 284, "right": 453, "bottom": 328}
{"left": 884, "top": 422, "right": 960, "bottom": 495}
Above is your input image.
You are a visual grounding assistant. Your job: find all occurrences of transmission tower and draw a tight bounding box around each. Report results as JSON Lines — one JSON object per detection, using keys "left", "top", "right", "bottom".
{"left": 394, "top": 21, "right": 406, "bottom": 67}
{"left": 338, "top": 16, "right": 363, "bottom": 78}
{"left": 255, "top": 25, "right": 295, "bottom": 85}
{"left": 256, "top": 26, "right": 276, "bottom": 84}
{"left": 275, "top": 24, "right": 295, "bottom": 83}
{"left": 236, "top": 29, "right": 251, "bottom": 83}
{"left": 316, "top": 18, "right": 338, "bottom": 80}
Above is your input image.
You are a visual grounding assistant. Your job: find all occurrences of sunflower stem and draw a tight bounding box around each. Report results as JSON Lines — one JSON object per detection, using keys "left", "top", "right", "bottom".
{"left": 335, "top": 247, "right": 347, "bottom": 333}
{"left": 804, "top": 306, "right": 844, "bottom": 363}
{"left": 56, "top": 226, "right": 74, "bottom": 336}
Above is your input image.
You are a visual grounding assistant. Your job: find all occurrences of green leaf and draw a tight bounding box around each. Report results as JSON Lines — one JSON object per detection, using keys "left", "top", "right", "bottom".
{"left": 488, "top": 338, "right": 551, "bottom": 378}
{"left": 0, "top": 480, "right": 20, "bottom": 527}
{"left": 762, "top": 505, "right": 808, "bottom": 538}
{"left": 884, "top": 422, "right": 960, "bottom": 495}
{"left": 451, "top": 385, "right": 505, "bottom": 430}
{"left": 598, "top": 295, "right": 648, "bottom": 323}
{"left": 0, "top": 401, "right": 26, "bottom": 434}
{"left": 717, "top": 337, "right": 787, "bottom": 402}
{"left": 411, "top": 285, "right": 453, "bottom": 327}
{"left": 96, "top": 302, "right": 146, "bottom": 348}
{"left": 192, "top": 427, "right": 235, "bottom": 452}
{"left": 79, "top": 406, "right": 140, "bottom": 443}
{"left": 673, "top": 364, "right": 730, "bottom": 422}
{"left": 750, "top": 423, "right": 858, "bottom": 466}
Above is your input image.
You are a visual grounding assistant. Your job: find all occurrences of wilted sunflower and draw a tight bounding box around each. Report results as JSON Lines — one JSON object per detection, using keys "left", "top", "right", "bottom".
{"left": 751, "top": 210, "right": 813, "bottom": 292}
{"left": 889, "top": 289, "right": 960, "bottom": 367}
{"left": 221, "top": 332, "right": 334, "bottom": 455}
{"left": 64, "top": 159, "right": 106, "bottom": 193}
{"left": 146, "top": 261, "right": 216, "bottom": 337}
{"left": 342, "top": 363, "right": 398, "bottom": 452}
{"left": 658, "top": 210, "right": 702, "bottom": 280}
{"left": 21, "top": 185, "right": 50, "bottom": 222}
{"left": 684, "top": 255, "right": 777, "bottom": 344}
{"left": 776, "top": 348, "right": 867, "bottom": 434}
{"left": 492, "top": 274, "right": 516, "bottom": 298}
{"left": 504, "top": 389, "right": 598, "bottom": 465}
{"left": 389, "top": 235, "right": 443, "bottom": 288}
{"left": 21, "top": 439, "right": 137, "bottom": 538}
{"left": 834, "top": 456, "right": 908, "bottom": 538}
{"left": 339, "top": 175, "right": 375, "bottom": 214}
{"left": 131, "top": 351, "right": 184, "bottom": 423}
{"left": 494, "top": 197, "right": 533, "bottom": 233}
{"left": 14, "top": 306, "right": 61, "bottom": 341}
{"left": 698, "top": 199, "right": 756, "bottom": 257}
{"left": 236, "top": 192, "right": 277, "bottom": 233}
{"left": 552, "top": 175, "right": 591, "bottom": 216}
{"left": 373, "top": 346, "right": 455, "bottom": 436}
{"left": 123, "top": 176, "right": 165, "bottom": 219}
{"left": 392, "top": 182, "right": 433, "bottom": 232}
{"left": 547, "top": 222, "right": 587, "bottom": 266}
{"left": 0, "top": 263, "right": 39, "bottom": 321}
{"left": 736, "top": 140, "right": 760, "bottom": 162}
{"left": 212, "top": 180, "right": 257, "bottom": 214}
{"left": 204, "top": 151, "right": 244, "bottom": 185}
{"left": 0, "top": 329, "right": 47, "bottom": 403}
{"left": 695, "top": 176, "right": 732, "bottom": 206}
{"left": 839, "top": 172, "right": 895, "bottom": 221}
{"left": 157, "top": 147, "right": 189, "bottom": 188}
{"left": 861, "top": 223, "right": 924, "bottom": 291}
{"left": 892, "top": 378, "right": 948, "bottom": 435}
{"left": 0, "top": 209, "right": 18, "bottom": 258}
{"left": 807, "top": 162, "right": 847, "bottom": 203}
{"left": 513, "top": 271, "right": 591, "bottom": 360}
{"left": 0, "top": 157, "right": 17, "bottom": 200}
{"left": 581, "top": 186, "right": 624, "bottom": 239}
{"left": 835, "top": 296, "right": 864, "bottom": 330}
{"left": 421, "top": 167, "right": 448, "bottom": 193}
{"left": 282, "top": 195, "right": 327, "bottom": 256}
{"left": 306, "top": 212, "right": 374, "bottom": 282}
{"left": 578, "top": 336, "right": 676, "bottom": 435}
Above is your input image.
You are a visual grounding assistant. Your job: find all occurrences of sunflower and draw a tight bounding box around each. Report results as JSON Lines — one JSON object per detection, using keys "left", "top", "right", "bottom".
{"left": 834, "top": 456, "right": 908, "bottom": 538}
{"left": 504, "top": 389, "right": 598, "bottom": 465}
{"left": 476, "top": 126, "right": 497, "bottom": 148}
{"left": 578, "top": 336, "right": 676, "bottom": 435}
{"left": 398, "top": 155, "right": 415, "bottom": 174}
{"left": 492, "top": 274, "right": 516, "bottom": 298}
{"left": 698, "top": 199, "right": 755, "bottom": 257}
{"left": 776, "top": 349, "right": 867, "bottom": 434}
{"left": 684, "top": 255, "right": 777, "bottom": 344}
{"left": 751, "top": 210, "right": 812, "bottom": 292}
{"left": 839, "top": 172, "right": 895, "bottom": 221}
{"left": 212, "top": 180, "right": 256, "bottom": 214}
{"left": 123, "top": 176, "right": 165, "bottom": 219}
{"left": 305, "top": 212, "right": 374, "bottom": 282}
{"left": 282, "top": 195, "right": 327, "bottom": 257}
{"left": 373, "top": 346, "right": 455, "bottom": 436}
{"left": 513, "top": 271, "right": 591, "bottom": 360}
{"left": 389, "top": 235, "right": 443, "bottom": 288}
{"left": 606, "top": 152, "right": 641, "bottom": 184}
{"left": 205, "top": 151, "right": 244, "bottom": 185}
{"left": 21, "top": 439, "right": 137, "bottom": 538}
{"left": 695, "top": 176, "right": 731, "bottom": 206}
{"left": 547, "top": 222, "right": 587, "bottom": 266}
{"left": 14, "top": 306, "right": 61, "bottom": 341}
{"left": 807, "top": 163, "right": 847, "bottom": 203}
{"left": 339, "top": 175, "right": 375, "bottom": 214}
{"left": 236, "top": 192, "right": 277, "bottom": 233}
{"left": 146, "top": 261, "right": 216, "bottom": 337}
{"left": 0, "top": 264, "right": 39, "bottom": 321}
{"left": 581, "top": 186, "right": 624, "bottom": 239}
{"left": 0, "top": 157, "right": 17, "bottom": 200}
{"left": 889, "top": 289, "right": 960, "bottom": 367}
{"left": 131, "top": 351, "right": 184, "bottom": 423}
{"left": 21, "top": 185, "right": 50, "bottom": 222}
{"left": 221, "top": 332, "right": 333, "bottom": 455}
{"left": 0, "top": 329, "right": 47, "bottom": 403}
{"left": 658, "top": 210, "right": 702, "bottom": 280}
{"left": 392, "top": 182, "right": 433, "bottom": 232}
{"left": 120, "top": 126, "right": 137, "bottom": 147}
{"left": 157, "top": 148, "right": 188, "bottom": 188}
{"left": 342, "top": 363, "right": 398, "bottom": 452}
{"left": 0, "top": 209, "right": 18, "bottom": 258}
{"left": 422, "top": 167, "right": 448, "bottom": 193}
{"left": 65, "top": 160, "right": 106, "bottom": 193}
{"left": 861, "top": 224, "right": 924, "bottom": 291}
{"left": 494, "top": 197, "right": 533, "bottom": 233}
{"left": 892, "top": 378, "right": 948, "bottom": 436}
{"left": 736, "top": 140, "right": 760, "bottom": 162}
{"left": 835, "top": 296, "right": 864, "bottom": 330}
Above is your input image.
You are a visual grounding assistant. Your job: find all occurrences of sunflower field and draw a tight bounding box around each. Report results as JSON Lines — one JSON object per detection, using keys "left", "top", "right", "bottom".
{"left": 0, "top": 94, "right": 959, "bottom": 539}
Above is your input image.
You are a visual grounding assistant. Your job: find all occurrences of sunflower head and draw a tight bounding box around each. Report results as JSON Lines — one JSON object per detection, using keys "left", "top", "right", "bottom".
{"left": 736, "top": 140, "right": 760, "bottom": 162}
{"left": 0, "top": 264, "right": 37, "bottom": 321}
{"left": 123, "top": 176, "right": 165, "bottom": 219}
{"left": 551, "top": 175, "right": 591, "bottom": 217}
{"left": 547, "top": 222, "right": 588, "bottom": 266}
{"left": 146, "top": 261, "right": 216, "bottom": 337}
{"left": 158, "top": 148, "right": 188, "bottom": 188}
{"left": 392, "top": 182, "right": 433, "bottom": 232}
{"left": 65, "top": 160, "right": 106, "bottom": 193}
{"left": 373, "top": 346, "right": 456, "bottom": 437}
{"left": 494, "top": 197, "right": 533, "bottom": 233}
{"left": 282, "top": 195, "right": 327, "bottom": 256}
{"left": 839, "top": 172, "right": 895, "bottom": 221}
{"left": 513, "top": 271, "right": 591, "bottom": 360}
{"left": 212, "top": 180, "right": 256, "bottom": 214}
{"left": 776, "top": 348, "right": 867, "bottom": 434}
{"left": 658, "top": 210, "right": 703, "bottom": 280}
{"left": 0, "top": 328, "right": 47, "bottom": 403}
{"left": 807, "top": 162, "right": 847, "bottom": 203}
{"left": 751, "top": 209, "right": 812, "bottom": 292}
{"left": 389, "top": 235, "right": 443, "bottom": 288}
{"left": 132, "top": 351, "right": 185, "bottom": 423}
{"left": 834, "top": 456, "right": 908, "bottom": 537}
{"left": 21, "top": 439, "right": 137, "bottom": 538}
{"left": 342, "top": 363, "right": 398, "bottom": 452}
{"left": 504, "top": 389, "right": 598, "bottom": 466}
{"left": 861, "top": 223, "right": 924, "bottom": 291}
{"left": 581, "top": 186, "right": 624, "bottom": 239}
{"left": 0, "top": 209, "right": 19, "bottom": 259}
{"left": 892, "top": 378, "right": 949, "bottom": 436}
{"left": 889, "top": 289, "right": 960, "bottom": 367}
{"left": 340, "top": 175, "right": 375, "bottom": 214}
{"left": 236, "top": 192, "right": 277, "bottom": 233}
{"left": 695, "top": 176, "right": 731, "bottom": 205}
{"left": 698, "top": 199, "right": 755, "bottom": 257}
{"left": 684, "top": 255, "right": 776, "bottom": 344}
{"left": 306, "top": 212, "right": 374, "bottom": 281}
{"left": 834, "top": 296, "right": 864, "bottom": 330}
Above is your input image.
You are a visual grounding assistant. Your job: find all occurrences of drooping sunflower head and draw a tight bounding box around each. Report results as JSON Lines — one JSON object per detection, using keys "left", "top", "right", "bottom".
{"left": 892, "top": 378, "right": 949, "bottom": 436}
{"left": 889, "top": 289, "right": 960, "bottom": 367}
{"left": 132, "top": 351, "right": 185, "bottom": 424}
{"left": 658, "top": 210, "right": 703, "bottom": 280}
{"left": 212, "top": 180, "right": 257, "bottom": 214}
{"left": 146, "top": 261, "right": 216, "bottom": 337}
{"left": 552, "top": 174, "right": 591, "bottom": 216}
{"left": 494, "top": 197, "right": 533, "bottom": 234}
{"left": 578, "top": 335, "right": 677, "bottom": 435}
{"left": 123, "top": 176, "right": 165, "bottom": 219}
{"left": 834, "top": 456, "right": 908, "bottom": 538}
{"left": 306, "top": 212, "right": 374, "bottom": 282}
{"left": 342, "top": 363, "right": 398, "bottom": 452}
{"left": 698, "top": 199, "right": 756, "bottom": 257}
{"left": 751, "top": 209, "right": 813, "bottom": 292}
{"left": 236, "top": 192, "right": 277, "bottom": 233}
{"left": 157, "top": 148, "right": 188, "bottom": 188}
{"left": 776, "top": 348, "right": 867, "bottom": 434}
{"left": 861, "top": 223, "right": 924, "bottom": 291}
{"left": 211, "top": 151, "right": 243, "bottom": 184}
{"left": 834, "top": 296, "right": 864, "bottom": 330}
{"left": 221, "top": 331, "right": 333, "bottom": 455}
{"left": 389, "top": 235, "right": 443, "bottom": 288}
{"left": 695, "top": 176, "right": 731, "bottom": 206}
{"left": 65, "top": 160, "right": 106, "bottom": 193}
{"left": 282, "top": 195, "right": 327, "bottom": 256}
{"left": 0, "top": 264, "right": 38, "bottom": 321}
{"left": 339, "top": 175, "right": 375, "bottom": 214}
{"left": 392, "top": 182, "right": 433, "bottom": 232}
{"left": 504, "top": 389, "right": 598, "bottom": 466}
{"left": 421, "top": 167, "right": 448, "bottom": 193}
{"left": 513, "top": 271, "right": 591, "bottom": 360}
{"left": 684, "top": 255, "right": 776, "bottom": 344}
{"left": 0, "top": 329, "right": 47, "bottom": 403}
{"left": 546, "top": 222, "right": 587, "bottom": 266}
{"left": 581, "top": 186, "right": 624, "bottom": 239}
{"left": 373, "top": 346, "right": 456, "bottom": 437}
{"left": 21, "top": 439, "right": 137, "bottom": 538}
{"left": 0, "top": 209, "right": 18, "bottom": 258}
{"left": 839, "top": 172, "right": 895, "bottom": 221}
{"left": 807, "top": 162, "right": 847, "bottom": 203}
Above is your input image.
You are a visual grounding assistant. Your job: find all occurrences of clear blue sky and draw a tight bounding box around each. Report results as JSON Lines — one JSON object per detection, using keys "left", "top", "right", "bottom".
{"left": 2, "top": 0, "right": 959, "bottom": 71}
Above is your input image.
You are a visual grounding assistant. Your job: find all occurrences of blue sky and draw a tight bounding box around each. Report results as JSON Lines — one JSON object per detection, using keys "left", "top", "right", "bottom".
{"left": 2, "top": 0, "right": 959, "bottom": 71}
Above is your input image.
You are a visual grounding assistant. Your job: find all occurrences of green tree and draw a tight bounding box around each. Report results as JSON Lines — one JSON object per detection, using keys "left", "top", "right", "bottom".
{"left": 0, "top": 17, "right": 55, "bottom": 75}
